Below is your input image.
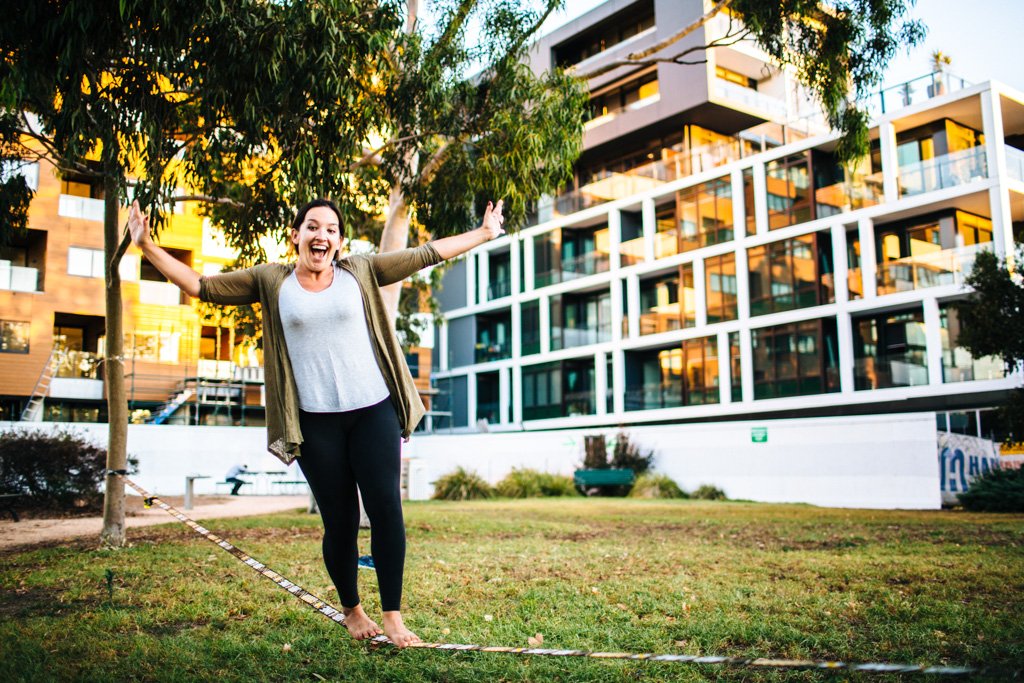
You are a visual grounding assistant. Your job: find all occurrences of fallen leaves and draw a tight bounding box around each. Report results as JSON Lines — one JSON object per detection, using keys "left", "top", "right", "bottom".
{"left": 527, "top": 633, "right": 544, "bottom": 647}
{"left": 281, "top": 643, "right": 292, "bottom": 653}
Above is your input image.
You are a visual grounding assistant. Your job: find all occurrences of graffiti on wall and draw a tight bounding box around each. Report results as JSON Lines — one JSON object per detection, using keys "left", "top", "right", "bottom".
{"left": 937, "top": 431, "right": 1001, "bottom": 505}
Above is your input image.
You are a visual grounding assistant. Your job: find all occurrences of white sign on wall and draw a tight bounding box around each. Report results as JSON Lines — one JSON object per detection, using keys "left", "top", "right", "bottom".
{"left": 937, "top": 431, "right": 1001, "bottom": 505}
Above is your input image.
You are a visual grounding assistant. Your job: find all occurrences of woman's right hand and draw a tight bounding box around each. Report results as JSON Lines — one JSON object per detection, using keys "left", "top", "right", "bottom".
{"left": 127, "top": 200, "right": 151, "bottom": 248}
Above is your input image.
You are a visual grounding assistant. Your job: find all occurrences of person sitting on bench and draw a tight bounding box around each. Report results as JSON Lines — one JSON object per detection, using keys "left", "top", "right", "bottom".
{"left": 225, "top": 464, "right": 251, "bottom": 496}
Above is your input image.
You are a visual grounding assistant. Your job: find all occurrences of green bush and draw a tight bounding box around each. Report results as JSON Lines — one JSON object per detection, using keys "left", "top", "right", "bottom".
{"left": 609, "top": 431, "right": 654, "bottom": 475}
{"left": 628, "top": 473, "right": 688, "bottom": 499}
{"left": 495, "top": 468, "right": 578, "bottom": 498}
{"left": 958, "top": 467, "right": 1024, "bottom": 512}
{"left": 691, "top": 484, "right": 728, "bottom": 501}
{"left": 0, "top": 427, "right": 135, "bottom": 512}
{"left": 431, "top": 467, "right": 493, "bottom": 501}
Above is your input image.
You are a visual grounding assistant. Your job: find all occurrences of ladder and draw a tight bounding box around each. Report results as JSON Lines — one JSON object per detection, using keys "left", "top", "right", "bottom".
{"left": 20, "top": 344, "right": 62, "bottom": 422}
{"left": 148, "top": 388, "right": 195, "bottom": 425}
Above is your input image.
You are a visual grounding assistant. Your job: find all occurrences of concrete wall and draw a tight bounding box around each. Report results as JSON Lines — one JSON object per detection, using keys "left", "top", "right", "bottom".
{"left": 2, "top": 411, "right": 944, "bottom": 508}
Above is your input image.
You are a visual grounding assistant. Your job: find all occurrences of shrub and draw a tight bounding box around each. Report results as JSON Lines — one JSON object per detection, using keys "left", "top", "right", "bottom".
{"left": 582, "top": 435, "right": 607, "bottom": 469}
{"left": 432, "top": 467, "right": 493, "bottom": 501}
{"left": 609, "top": 431, "right": 653, "bottom": 475}
{"left": 0, "top": 427, "right": 135, "bottom": 512}
{"left": 958, "top": 467, "right": 1024, "bottom": 512}
{"left": 691, "top": 484, "right": 727, "bottom": 501}
{"left": 628, "top": 473, "right": 688, "bottom": 499}
{"left": 495, "top": 469, "right": 578, "bottom": 498}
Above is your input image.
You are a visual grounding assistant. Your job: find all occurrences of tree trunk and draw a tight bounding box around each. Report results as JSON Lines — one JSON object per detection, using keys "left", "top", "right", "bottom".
{"left": 100, "top": 175, "right": 128, "bottom": 547}
{"left": 378, "top": 184, "right": 412, "bottom": 320}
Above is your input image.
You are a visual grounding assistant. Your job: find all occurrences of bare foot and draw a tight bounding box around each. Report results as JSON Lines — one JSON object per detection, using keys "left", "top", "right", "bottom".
{"left": 381, "top": 611, "right": 421, "bottom": 648}
{"left": 342, "top": 605, "right": 383, "bottom": 640}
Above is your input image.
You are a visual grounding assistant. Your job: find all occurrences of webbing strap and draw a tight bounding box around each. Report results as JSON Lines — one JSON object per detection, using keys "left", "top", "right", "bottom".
{"left": 120, "top": 477, "right": 1005, "bottom": 676}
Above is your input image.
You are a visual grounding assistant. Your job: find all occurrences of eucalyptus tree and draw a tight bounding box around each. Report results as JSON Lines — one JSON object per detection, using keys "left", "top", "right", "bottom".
{"left": 0, "top": 0, "right": 401, "bottom": 546}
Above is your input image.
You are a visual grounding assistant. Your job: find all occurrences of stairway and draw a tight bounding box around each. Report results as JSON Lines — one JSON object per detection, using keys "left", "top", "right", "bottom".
{"left": 20, "top": 345, "right": 62, "bottom": 422}
{"left": 148, "top": 388, "right": 195, "bottom": 425}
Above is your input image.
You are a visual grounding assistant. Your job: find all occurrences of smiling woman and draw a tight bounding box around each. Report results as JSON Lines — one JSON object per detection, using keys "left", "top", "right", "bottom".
{"left": 127, "top": 196, "right": 505, "bottom": 648}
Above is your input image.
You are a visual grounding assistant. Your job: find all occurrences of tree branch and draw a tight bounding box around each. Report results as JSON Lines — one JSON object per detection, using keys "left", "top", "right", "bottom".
{"left": 426, "top": 0, "right": 478, "bottom": 60}
{"left": 346, "top": 131, "right": 439, "bottom": 172}
{"left": 170, "top": 194, "right": 246, "bottom": 208}
{"left": 575, "top": 0, "right": 733, "bottom": 80}
{"left": 417, "top": 140, "right": 454, "bottom": 185}
{"left": 579, "top": 27, "right": 750, "bottom": 80}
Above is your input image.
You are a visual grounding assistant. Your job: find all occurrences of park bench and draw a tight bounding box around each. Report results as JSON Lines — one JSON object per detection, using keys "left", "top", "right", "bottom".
{"left": 573, "top": 468, "right": 635, "bottom": 496}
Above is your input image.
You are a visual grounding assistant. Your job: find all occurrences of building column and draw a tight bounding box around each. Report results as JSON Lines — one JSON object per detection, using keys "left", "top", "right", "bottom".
{"left": 626, "top": 273, "right": 640, "bottom": 339}
{"left": 608, "top": 209, "right": 621, "bottom": 272}
{"left": 981, "top": 86, "right": 1013, "bottom": 258}
{"left": 717, "top": 330, "right": 731, "bottom": 404}
{"left": 857, "top": 217, "right": 878, "bottom": 299}
{"left": 612, "top": 348, "right": 625, "bottom": 415}
{"left": 512, "top": 365, "right": 523, "bottom": 425}
{"left": 510, "top": 237, "right": 522, "bottom": 296}
{"left": 642, "top": 197, "right": 656, "bottom": 262}
{"left": 752, "top": 161, "right": 769, "bottom": 235}
{"left": 831, "top": 222, "right": 849, "bottom": 304}
{"left": 477, "top": 250, "right": 489, "bottom": 304}
{"left": 837, "top": 311, "right": 855, "bottom": 394}
{"left": 923, "top": 297, "right": 944, "bottom": 386}
{"left": 731, "top": 168, "right": 746, "bottom": 240}
{"left": 510, "top": 300, "right": 521, "bottom": 358}
{"left": 467, "top": 371, "right": 477, "bottom": 427}
{"left": 465, "top": 252, "right": 477, "bottom": 307}
{"left": 610, "top": 277, "right": 624, "bottom": 343}
{"left": 438, "top": 320, "right": 449, "bottom": 371}
{"left": 735, "top": 245, "right": 750, "bottom": 321}
{"left": 539, "top": 293, "right": 551, "bottom": 353}
{"left": 595, "top": 350, "right": 608, "bottom": 416}
{"left": 879, "top": 119, "right": 900, "bottom": 202}
{"left": 694, "top": 257, "right": 708, "bottom": 328}
{"left": 499, "top": 366, "right": 510, "bottom": 425}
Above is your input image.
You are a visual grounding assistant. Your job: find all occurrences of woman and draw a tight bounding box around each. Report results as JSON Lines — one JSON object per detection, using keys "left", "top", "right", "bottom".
{"left": 128, "top": 197, "right": 504, "bottom": 647}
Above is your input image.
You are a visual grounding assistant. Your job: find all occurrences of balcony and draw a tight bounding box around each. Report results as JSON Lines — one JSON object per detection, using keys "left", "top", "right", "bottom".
{"left": 876, "top": 244, "right": 985, "bottom": 295}
{"left": 584, "top": 93, "right": 660, "bottom": 131}
{"left": 475, "top": 341, "right": 511, "bottom": 363}
{"left": 58, "top": 194, "right": 106, "bottom": 222}
{"left": 486, "top": 279, "right": 511, "bottom": 300}
{"left": 712, "top": 79, "right": 788, "bottom": 120}
{"left": 536, "top": 252, "right": 610, "bottom": 288}
{"left": 898, "top": 147, "right": 987, "bottom": 197}
{"left": 867, "top": 72, "right": 971, "bottom": 117}
{"left": 814, "top": 173, "right": 884, "bottom": 217}
{"left": 1007, "top": 146, "right": 1024, "bottom": 183}
{"left": 0, "top": 261, "right": 40, "bottom": 292}
{"left": 50, "top": 350, "right": 104, "bottom": 399}
{"left": 624, "top": 383, "right": 683, "bottom": 411}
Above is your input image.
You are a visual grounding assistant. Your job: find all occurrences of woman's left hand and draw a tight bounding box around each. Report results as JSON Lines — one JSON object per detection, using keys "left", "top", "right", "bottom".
{"left": 480, "top": 200, "right": 505, "bottom": 240}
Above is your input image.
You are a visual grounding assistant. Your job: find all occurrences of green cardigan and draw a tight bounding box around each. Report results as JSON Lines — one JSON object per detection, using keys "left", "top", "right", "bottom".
{"left": 198, "top": 243, "right": 444, "bottom": 464}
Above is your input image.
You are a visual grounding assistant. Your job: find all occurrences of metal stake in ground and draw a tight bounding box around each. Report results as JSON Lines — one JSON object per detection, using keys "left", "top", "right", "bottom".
{"left": 117, "top": 475, "right": 1005, "bottom": 677}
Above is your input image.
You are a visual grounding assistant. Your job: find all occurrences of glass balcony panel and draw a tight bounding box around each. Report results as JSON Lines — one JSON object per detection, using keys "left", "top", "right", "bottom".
{"left": 898, "top": 147, "right": 987, "bottom": 197}
{"left": 58, "top": 194, "right": 106, "bottom": 222}
{"left": 1006, "top": 146, "right": 1024, "bottom": 183}
{"left": 624, "top": 382, "right": 684, "bottom": 411}
{"left": 712, "top": 79, "right": 788, "bottom": 120}
{"left": 866, "top": 72, "right": 972, "bottom": 118}
{"left": 653, "top": 228, "right": 679, "bottom": 259}
{"left": 54, "top": 350, "right": 102, "bottom": 379}
{"left": 560, "top": 252, "right": 610, "bottom": 280}
{"left": 854, "top": 356, "right": 929, "bottom": 389}
{"left": 139, "top": 280, "right": 183, "bottom": 305}
{"left": 813, "top": 172, "right": 884, "bottom": 217}
{"left": 876, "top": 244, "right": 985, "bottom": 295}
{"left": 486, "top": 279, "right": 511, "bottom": 299}
{"left": 619, "top": 236, "right": 646, "bottom": 266}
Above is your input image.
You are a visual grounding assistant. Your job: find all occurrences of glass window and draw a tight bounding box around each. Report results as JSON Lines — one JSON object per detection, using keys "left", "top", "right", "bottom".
{"left": 705, "top": 253, "right": 738, "bottom": 323}
{"left": 405, "top": 352, "right": 420, "bottom": 378}
{"left": 68, "top": 247, "right": 104, "bottom": 278}
{"left": 654, "top": 205, "right": 678, "bottom": 259}
{"left": 476, "top": 372, "right": 501, "bottom": 425}
{"left": 678, "top": 177, "right": 734, "bottom": 251}
{"left": 939, "top": 303, "right": 1005, "bottom": 382}
{"left": 752, "top": 318, "right": 839, "bottom": 399}
{"left": 765, "top": 153, "right": 812, "bottom": 229}
{"left": 852, "top": 309, "right": 928, "bottom": 390}
{"left": 847, "top": 228, "right": 862, "bottom": 300}
{"left": 748, "top": 233, "right": 833, "bottom": 317}
{"left": 638, "top": 265, "right": 695, "bottom": 335}
{"left": 682, "top": 336, "right": 719, "bottom": 405}
{"left": 476, "top": 311, "right": 512, "bottom": 363}
{"left": 551, "top": 290, "right": 612, "bottom": 350}
{"left": 590, "top": 72, "right": 659, "bottom": 120}
{"left": 520, "top": 300, "right": 540, "bottom": 356}
{"left": 523, "top": 362, "right": 560, "bottom": 420}
{"left": 729, "top": 331, "right": 742, "bottom": 402}
{"left": 624, "top": 347, "right": 682, "bottom": 411}
{"left": 0, "top": 320, "right": 30, "bottom": 353}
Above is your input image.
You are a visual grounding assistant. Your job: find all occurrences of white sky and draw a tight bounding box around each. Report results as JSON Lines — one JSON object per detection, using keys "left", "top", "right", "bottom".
{"left": 532, "top": 0, "right": 1024, "bottom": 94}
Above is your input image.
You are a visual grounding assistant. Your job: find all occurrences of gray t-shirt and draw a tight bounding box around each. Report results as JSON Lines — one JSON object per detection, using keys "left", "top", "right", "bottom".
{"left": 279, "top": 266, "right": 390, "bottom": 412}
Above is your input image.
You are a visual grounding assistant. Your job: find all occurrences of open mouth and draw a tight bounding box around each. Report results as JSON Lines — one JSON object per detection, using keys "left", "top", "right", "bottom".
{"left": 310, "top": 245, "right": 330, "bottom": 259}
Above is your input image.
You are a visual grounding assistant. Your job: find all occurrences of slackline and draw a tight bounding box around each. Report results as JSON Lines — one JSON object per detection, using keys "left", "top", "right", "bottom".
{"left": 117, "top": 475, "right": 1012, "bottom": 677}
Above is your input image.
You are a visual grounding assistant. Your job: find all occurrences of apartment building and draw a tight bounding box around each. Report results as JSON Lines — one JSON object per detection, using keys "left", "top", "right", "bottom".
{"left": 430, "top": 0, "right": 1024, "bottom": 439}
{"left": 0, "top": 160, "right": 436, "bottom": 425}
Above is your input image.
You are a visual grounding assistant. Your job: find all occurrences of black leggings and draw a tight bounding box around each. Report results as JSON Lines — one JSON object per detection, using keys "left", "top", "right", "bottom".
{"left": 297, "top": 399, "right": 405, "bottom": 612}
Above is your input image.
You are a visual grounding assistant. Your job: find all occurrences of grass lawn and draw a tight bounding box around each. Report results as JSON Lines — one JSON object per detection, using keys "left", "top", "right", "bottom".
{"left": 2, "top": 498, "right": 1023, "bottom": 682}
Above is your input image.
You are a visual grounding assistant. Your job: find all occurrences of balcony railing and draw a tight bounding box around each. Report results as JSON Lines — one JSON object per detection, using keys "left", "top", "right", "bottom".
{"left": 536, "top": 252, "right": 610, "bottom": 288}
{"left": 854, "top": 356, "right": 928, "bottom": 390}
{"left": 876, "top": 243, "right": 985, "bottom": 295}
{"left": 138, "top": 279, "right": 183, "bottom": 306}
{"left": 1006, "top": 145, "right": 1024, "bottom": 183}
{"left": 585, "top": 93, "right": 660, "bottom": 130}
{"left": 814, "top": 172, "right": 884, "bottom": 217}
{"left": 552, "top": 325, "right": 611, "bottom": 350}
{"left": 58, "top": 194, "right": 106, "bottom": 222}
{"left": 713, "top": 79, "right": 789, "bottom": 120}
{"left": 475, "top": 341, "right": 511, "bottom": 363}
{"left": 486, "top": 279, "right": 511, "bottom": 300}
{"left": 0, "top": 261, "right": 40, "bottom": 292}
{"left": 55, "top": 350, "right": 102, "bottom": 379}
{"left": 867, "top": 72, "right": 971, "bottom": 118}
{"left": 624, "top": 384, "right": 684, "bottom": 411}
{"left": 898, "top": 147, "right": 987, "bottom": 197}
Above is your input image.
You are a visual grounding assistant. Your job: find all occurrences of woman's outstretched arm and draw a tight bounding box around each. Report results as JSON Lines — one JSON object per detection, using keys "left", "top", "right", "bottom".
{"left": 127, "top": 200, "right": 202, "bottom": 298}
{"left": 430, "top": 200, "right": 505, "bottom": 260}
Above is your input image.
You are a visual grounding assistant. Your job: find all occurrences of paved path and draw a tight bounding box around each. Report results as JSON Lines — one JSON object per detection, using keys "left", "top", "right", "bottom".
{"left": 0, "top": 495, "right": 311, "bottom": 551}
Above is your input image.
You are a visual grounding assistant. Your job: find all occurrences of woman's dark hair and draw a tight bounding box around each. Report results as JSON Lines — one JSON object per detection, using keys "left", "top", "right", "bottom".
{"left": 291, "top": 198, "right": 342, "bottom": 231}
